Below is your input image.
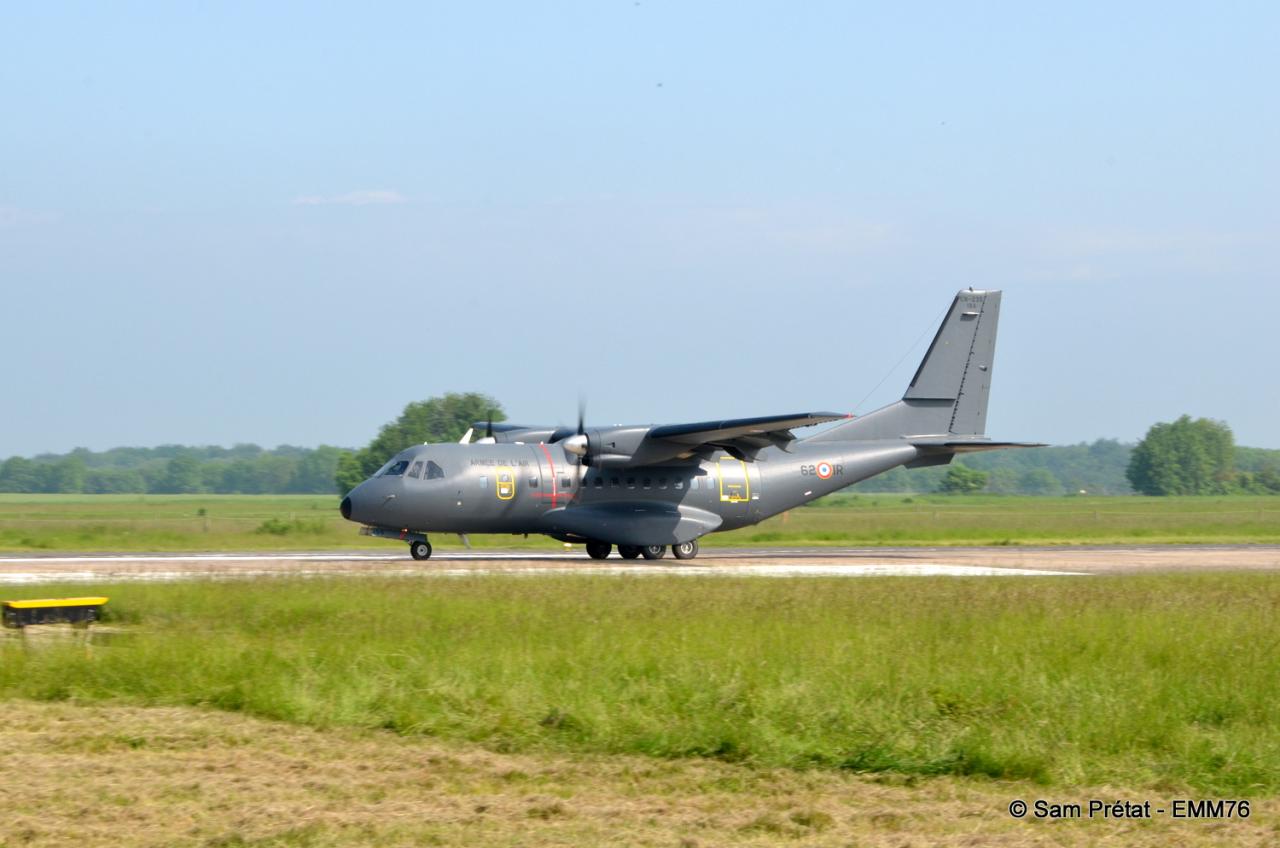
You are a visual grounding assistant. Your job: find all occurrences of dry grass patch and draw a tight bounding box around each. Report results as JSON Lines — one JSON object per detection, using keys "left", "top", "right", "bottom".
{"left": 1, "top": 701, "right": 1276, "bottom": 847}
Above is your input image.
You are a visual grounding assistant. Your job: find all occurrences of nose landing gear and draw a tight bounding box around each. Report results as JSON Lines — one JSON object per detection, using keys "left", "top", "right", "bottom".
{"left": 409, "top": 539, "right": 433, "bottom": 561}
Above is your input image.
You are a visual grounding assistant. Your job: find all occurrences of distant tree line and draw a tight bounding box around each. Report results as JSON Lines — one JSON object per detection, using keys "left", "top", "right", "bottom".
{"left": 854, "top": 415, "right": 1280, "bottom": 496}
{"left": 3, "top": 404, "right": 1278, "bottom": 497}
{"left": 0, "top": 444, "right": 347, "bottom": 495}
{"left": 853, "top": 438, "right": 1138, "bottom": 495}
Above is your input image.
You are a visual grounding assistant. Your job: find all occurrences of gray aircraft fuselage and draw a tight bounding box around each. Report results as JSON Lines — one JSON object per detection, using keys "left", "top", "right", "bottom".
{"left": 342, "top": 439, "right": 913, "bottom": 539}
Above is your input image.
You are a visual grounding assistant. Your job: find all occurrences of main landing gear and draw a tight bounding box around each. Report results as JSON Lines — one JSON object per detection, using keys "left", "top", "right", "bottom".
{"left": 591, "top": 541, "right": 700, "bottom": 560}
{"left": 671, "top": 540, "right": 699, "bottom": 560}
{"left": 409, "top": 539, "right": 433, "bottom": 561}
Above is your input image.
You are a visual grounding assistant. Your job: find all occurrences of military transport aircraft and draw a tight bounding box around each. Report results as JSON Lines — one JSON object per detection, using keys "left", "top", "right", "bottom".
{"left": 340, "top": 289, "right": 1040, "bottom": 560}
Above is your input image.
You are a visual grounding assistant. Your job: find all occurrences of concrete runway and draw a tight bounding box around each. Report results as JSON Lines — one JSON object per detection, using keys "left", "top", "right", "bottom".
{"left": 1, "top": 545, "right": 1277, "bottom": 584}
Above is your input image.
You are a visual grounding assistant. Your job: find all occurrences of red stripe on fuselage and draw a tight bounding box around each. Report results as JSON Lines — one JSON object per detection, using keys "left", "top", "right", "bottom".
{"left": 537, "top": 443, "right": 562, "bottom": 508}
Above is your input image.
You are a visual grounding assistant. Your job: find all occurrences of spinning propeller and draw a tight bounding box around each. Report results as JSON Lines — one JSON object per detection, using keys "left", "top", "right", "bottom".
{"left": 559, "top": 399, "right": 590, "bottom": 497}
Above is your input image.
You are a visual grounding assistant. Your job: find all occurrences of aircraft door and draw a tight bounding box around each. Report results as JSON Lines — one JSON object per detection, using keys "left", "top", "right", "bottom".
{"left": 717, "top": 457, "right": 762, "bottom": 516}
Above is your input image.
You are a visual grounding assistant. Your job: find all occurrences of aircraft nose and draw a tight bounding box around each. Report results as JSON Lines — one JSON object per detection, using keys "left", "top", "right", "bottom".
{"left": 339, "top": 484, "right": 368, "bottom": 523}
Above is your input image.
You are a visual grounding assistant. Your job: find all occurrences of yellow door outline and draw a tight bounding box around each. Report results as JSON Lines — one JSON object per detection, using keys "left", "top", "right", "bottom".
{"left": 496, "top": 466, "right": 516, "bottom": 500}
{"left": 718, "top": 457, "right": 751, "bottom": 503}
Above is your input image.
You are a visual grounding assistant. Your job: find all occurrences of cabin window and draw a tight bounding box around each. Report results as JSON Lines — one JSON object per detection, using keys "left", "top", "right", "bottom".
{"left": 479, "top": 475, "right": 488, "bottom": 490}
{"left": 382, "top": 460, "right": 409, "bottom": 477}
{"left": 611, "top": 476, "right": 620, "bottom": 488}
{"left": 529, "top": 476, "right": 539, "bottom": 487}
{"left": 626, "top": 476, "right": 636, "bottom": 488}
{"left": 560, "top": 476, "right": 572, "bottom": 489}
{"left": 408, "top": 461, "right": 424, "bottom": 479}
{"left": 642, "top": 477, "right": 651, "bottom": 489}
{"left": 674, "top": 479, "right": 684, "bottom": 490}
{"left": 593, "top": 477, "right": 603, "bottom": 488}
{"left": 658, "top": 476, "right": 667, "bottom": 489}
{"left": 426, "top": 461, "right": 446, "bottom": 479}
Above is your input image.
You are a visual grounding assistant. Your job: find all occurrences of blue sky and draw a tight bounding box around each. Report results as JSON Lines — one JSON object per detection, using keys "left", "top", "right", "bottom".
{"left": 2, "top": 1, "right": 1277, "bottom": 455}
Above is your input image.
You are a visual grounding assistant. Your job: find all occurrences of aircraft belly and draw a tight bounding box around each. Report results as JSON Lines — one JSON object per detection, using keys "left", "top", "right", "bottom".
{"left": 538, "top": 503, "right": 722, "bottom": 546}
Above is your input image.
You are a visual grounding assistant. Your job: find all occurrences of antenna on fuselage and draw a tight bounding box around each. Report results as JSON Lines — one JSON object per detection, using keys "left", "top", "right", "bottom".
{"left": 473, "top": 410, "right": 498, "bottom": 444}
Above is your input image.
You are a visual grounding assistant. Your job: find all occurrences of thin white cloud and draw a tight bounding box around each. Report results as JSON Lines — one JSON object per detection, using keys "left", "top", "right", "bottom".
{"left": 292, "top": 189, "right": 407, "bottom": 207}
{"left": 0, "top": 206, "right": 57, "bottom": 229}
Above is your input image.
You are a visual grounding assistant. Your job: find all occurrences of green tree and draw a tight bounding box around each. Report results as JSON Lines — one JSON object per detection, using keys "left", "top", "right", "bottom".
{"left": 937, "top": 463, "right": 988, "bottom": 494}
{"left": 289, "top": 445, "right": 344, "bottom": 493}
{"left": 983, "top": 468, "right": 1021, "bottom": 495}
{"left": 1126, "top": 415, "right": 1235, "bottom": 495}
{"left": 335, "top": 393, "right": 505, "bottom": 493}
{"left": 1019, "top": 468, "right": 1064, "bottom": 496}
{"left": 45, "top": 456, "right": 87, "bottom": 493}
{"left": 85, "top": 467, "right": 147, "bottom": 493}
{"left": 157, "top": 455, "right": 204, "bottom": 494}
{"left": 334, "top": 451, "right": 367, "bottom": 496}
{"left": 0, "top": 457, "right": 41, "bottom": 492}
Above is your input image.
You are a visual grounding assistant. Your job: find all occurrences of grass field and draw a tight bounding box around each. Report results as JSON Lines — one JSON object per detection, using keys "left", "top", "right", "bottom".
{"left": 6, "top": 701, "right": 1275, "bottom": 848}
{"left": 1, "top": 493, "right": 1279, "bottom": 551}
{"left": 3, "top": 574, "right": 1278, "bottom": 796}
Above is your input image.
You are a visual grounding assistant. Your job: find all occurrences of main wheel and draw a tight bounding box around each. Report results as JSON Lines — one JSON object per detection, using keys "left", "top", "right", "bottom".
{"left": 641, "top": 544, "right": 666, "bottom": 560}
{"left": 618, "top": 545, "right": 642, "bottom": 560}
{"left": 585, "top": 541, "right": 612, "bottom": 560}
{"left": 672, "top": 540, "right": 699, "bottom": 560}
{"left": 409, "top": 540, "right": 432, "bottom": 561}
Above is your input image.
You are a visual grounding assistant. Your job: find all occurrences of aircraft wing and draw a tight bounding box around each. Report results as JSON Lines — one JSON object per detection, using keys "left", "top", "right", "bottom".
{"left": 480, "top": 411, "right": 847, "bottom": 464}
{"left": 648, "top": 412, "right": 848, "bottom": 459}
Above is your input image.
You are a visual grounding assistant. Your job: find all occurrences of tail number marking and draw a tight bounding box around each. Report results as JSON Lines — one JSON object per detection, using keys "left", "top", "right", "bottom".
{"left": 801, "top": 462, "right": 842, "bottom": 479}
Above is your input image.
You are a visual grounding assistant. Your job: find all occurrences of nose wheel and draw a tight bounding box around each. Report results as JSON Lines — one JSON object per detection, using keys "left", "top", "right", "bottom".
{"left": 409, "top": 540, "right": 433, "bottom": 561}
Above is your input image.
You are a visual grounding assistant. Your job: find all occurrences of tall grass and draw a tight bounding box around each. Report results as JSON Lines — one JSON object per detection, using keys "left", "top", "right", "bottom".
{"left": 3, "top": 574, "right": 1278, "bottom": 793}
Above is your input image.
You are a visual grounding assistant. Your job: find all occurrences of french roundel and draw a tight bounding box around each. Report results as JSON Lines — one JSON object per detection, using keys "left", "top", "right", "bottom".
{"left": 816, "top": 462, "right": 833, "bottom": 479}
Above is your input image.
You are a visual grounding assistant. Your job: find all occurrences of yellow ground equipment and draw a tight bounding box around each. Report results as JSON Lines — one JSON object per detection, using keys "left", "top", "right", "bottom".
{"left": 2, "top": 597, "right": 109, "bottom": 628}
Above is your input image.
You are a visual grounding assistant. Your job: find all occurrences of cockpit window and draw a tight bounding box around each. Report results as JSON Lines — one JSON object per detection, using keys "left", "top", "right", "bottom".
{"left": 382, "top": 460, "right": 410, "bottom": 477}
{"left": 408, "top": 461, "right": 424, "bottom": 479}
{"left": 426, "top": 461, "right": 446, "bottom": 479}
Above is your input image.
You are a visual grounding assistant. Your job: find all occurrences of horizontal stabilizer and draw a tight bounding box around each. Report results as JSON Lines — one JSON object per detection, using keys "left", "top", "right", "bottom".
{"left": 911, "top": 438, "right": 1048, "bottom": 454}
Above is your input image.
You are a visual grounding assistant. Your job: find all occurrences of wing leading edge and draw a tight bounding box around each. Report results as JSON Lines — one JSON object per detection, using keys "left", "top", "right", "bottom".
{"left": 648, "top": 411, "right": 847, "bottom": 460}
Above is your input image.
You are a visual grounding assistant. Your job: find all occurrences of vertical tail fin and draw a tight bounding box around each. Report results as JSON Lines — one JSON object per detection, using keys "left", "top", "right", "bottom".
{"left": 809, "top": 290, "right": 1002, "bottom": 442}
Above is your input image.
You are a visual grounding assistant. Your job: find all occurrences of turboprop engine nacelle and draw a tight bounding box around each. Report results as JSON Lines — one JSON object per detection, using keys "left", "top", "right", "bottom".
{"left": 570, "top": 426, "right": 694, "bottom": 469}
